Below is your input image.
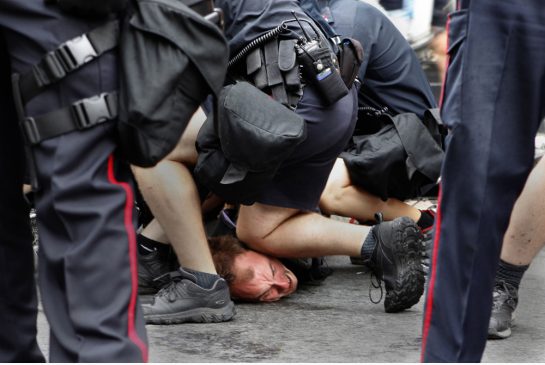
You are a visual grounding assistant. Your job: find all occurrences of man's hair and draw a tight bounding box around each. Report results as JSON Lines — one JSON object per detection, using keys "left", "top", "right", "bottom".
{"left": 208, "top": 235, "right": 247, "bottom": 284}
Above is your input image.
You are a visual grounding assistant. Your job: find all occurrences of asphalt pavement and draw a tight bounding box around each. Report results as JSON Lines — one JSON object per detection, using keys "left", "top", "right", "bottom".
{"left": 35, "top": 249, "right": 545, "bottom": 362}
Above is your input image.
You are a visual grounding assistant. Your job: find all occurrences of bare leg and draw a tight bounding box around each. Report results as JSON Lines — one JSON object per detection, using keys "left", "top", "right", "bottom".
{"left": 140, "top": 219, "right": 169, "bottom": 244}
{"left": 430, "top": 30, "right": 448, "bottom": 84}
{"left": 132, "top": 108, "right": 216, "bottom": 274}
{"left": 237, "top": 202, "right": 372, "bottom": 258}
{"left": 320, "top": 159, "right": 421, "bottom": 222}
{"left": 237, "top": 200, "right": 425, "bottom": 313}
{"left": 500, "top": 157, "right": 545, "bottom": 266}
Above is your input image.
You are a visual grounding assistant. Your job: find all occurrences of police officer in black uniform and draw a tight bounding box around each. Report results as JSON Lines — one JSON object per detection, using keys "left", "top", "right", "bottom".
{"left": 306, "top": 0, "right": 437, "bottom": 119}
{"left": 204, "top": 0, "right": 425, "bottom": 314}
{"left": 421, "top": 0, "right": 545, "bottom": 361}
{"left": 0, "top": 1, "right": 148, "bottom": 361}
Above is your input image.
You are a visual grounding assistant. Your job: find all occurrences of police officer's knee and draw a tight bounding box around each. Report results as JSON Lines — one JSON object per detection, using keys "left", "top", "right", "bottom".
{"left": 236, "top": 224, "right": 270, "bottom": 253}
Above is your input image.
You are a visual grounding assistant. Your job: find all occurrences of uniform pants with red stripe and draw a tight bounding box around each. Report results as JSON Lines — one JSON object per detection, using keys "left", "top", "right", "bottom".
{"left": 0, "top": 1, "right": 148, "bottom": 361}
{"left": 33, "top": 123, "right": 149, "bottom": 362}
{"left": 421, "top": 0, "right": 545, "bottom": 361}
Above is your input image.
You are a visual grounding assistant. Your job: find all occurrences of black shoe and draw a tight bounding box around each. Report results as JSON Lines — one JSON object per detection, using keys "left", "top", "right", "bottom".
{"left": 352, "top": 224, "right": 431, "bottom": 274}
{"left": 367, "top": 216, "right": 425, "bottom": 313}
{"left": 349, "top": 255, "right": 368, "bottom": 266}
{"left": 420, "top": 227, "right": 434, "bottom": 276}
{"left": 138, "top": 248, "right": 176, "bottom": 295}
{"left": 488, "top": 280, "right": 518, "bottom": 339}
{"left": 419, "top": 210, "right": 436, "bottom": 276}
{"left": 142, "top": 269, "right": 236, "bottom": 325}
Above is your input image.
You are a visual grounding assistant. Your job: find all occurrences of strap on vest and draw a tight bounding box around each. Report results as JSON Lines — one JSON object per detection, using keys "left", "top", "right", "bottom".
{"left": 18, "top": 20, "right": 119, "bottom": 104}
{"left": 22, "top": 92, "right": 118, "bottom": 145}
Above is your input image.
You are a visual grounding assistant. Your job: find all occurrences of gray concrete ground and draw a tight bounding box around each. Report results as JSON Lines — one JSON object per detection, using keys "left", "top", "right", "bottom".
{"left": 36, "top": 250, "right": 545, "bottom": 362}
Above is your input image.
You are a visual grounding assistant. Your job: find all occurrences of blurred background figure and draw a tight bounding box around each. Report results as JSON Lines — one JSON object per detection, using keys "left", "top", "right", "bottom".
{"left": 374, "top": 0, "right": 454, "bottom": 101}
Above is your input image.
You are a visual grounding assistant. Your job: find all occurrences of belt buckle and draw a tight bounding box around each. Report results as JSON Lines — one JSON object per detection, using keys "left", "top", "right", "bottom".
{"left": 72, "top": 93, "right": 113, "bottom": 129}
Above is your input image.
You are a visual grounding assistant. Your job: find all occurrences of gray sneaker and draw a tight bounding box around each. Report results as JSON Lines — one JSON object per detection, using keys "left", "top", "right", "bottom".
{"left": 142, "top": 268, "right": 236, "bottom": 325}
{"left": 488, "top": 280, "right": 518, "bottom": 339}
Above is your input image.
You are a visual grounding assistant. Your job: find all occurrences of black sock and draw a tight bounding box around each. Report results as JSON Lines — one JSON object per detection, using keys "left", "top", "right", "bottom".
{"left": 417, "top": 210, "right": 435, "bottom": 231}
{"left": 137, "top": 234, "right": 169, "bottom": 256}
{"left": 496, "top": 259, "right": 528, "bottom": 290}
{"left": 182, "top": 267, "right": 221, "bottom": 289}
{"left": 360, "top": 229, "right": 377, "bottom": 259}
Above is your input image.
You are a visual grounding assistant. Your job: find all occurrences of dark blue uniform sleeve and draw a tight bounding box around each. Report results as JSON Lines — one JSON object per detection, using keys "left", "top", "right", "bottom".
{"left": 328, "top": 0, "right": 436, "bottom": 117}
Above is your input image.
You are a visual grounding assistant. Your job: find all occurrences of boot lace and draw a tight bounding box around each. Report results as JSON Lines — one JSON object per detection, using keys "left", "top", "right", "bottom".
{"left": 492, "top": 280, "right": 516, "bottom": 311}
{"left": 369, "top": 272, "right": 384, "bottom": 304}
{"left": 154, "top": 272, "right": 188, "bottom": 302}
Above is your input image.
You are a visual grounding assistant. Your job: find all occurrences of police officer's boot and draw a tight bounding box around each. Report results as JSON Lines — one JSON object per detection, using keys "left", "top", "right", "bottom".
{"left": 367, "top": 216, "right": 425, "bottom": 313}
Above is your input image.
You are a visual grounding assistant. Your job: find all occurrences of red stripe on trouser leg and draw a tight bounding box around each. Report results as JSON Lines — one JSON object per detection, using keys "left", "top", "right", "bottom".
{"left": 420, "top": 184, "right": 443, "bottom": 362}
{"left": 107, "top": 155, "right": 149, "bottom": 362}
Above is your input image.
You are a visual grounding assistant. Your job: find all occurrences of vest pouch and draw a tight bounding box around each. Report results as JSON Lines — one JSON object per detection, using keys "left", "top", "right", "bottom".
{"left": 218, "top": 82, "right": 307, "bottom": 172}
{"left": 194, "top": 114, "right": 276, "bottom": 205}
{"left": 118, "top": 0, "right": 229, "bottom": 167}
{"left": 337, "top": 37, "right": 364, "bottom": 89}
{"left": 194, "top": 82, "right": 307, "bottom": 205}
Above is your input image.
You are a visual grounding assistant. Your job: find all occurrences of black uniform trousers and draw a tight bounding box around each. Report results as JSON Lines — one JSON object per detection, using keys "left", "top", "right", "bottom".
{"left": 0, "top": 1, "right": 148, "bottom": 362}
{"left": 421, "top": 0, "right": 545, "bottom": 361}
{"left": 0, "top": 36, "right": 45, "bottom": 363}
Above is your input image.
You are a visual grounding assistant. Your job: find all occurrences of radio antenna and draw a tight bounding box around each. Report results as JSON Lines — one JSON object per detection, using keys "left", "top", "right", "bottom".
{"left": 291, "top": 11, "right": 312, "bottom": 41}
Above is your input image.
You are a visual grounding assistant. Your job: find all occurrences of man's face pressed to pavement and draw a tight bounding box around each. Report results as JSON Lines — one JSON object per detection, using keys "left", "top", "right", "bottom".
{"left": 230, "top": 250, "right": 298, "bottom": 302}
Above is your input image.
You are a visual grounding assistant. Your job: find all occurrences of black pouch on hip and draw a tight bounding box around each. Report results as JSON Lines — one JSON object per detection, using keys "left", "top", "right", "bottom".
{"left": 337, "top": 37, "right": 364, "bottom": 89}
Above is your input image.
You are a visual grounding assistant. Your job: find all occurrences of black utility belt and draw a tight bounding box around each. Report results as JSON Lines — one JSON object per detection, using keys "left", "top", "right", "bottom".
{"left": 241, "top": 37, "right": 350, "bottom": 108}
{"left": 228, "top": 14, "right": 350, "bottom": 107}
{"left": 244, "top": 38, "right": 303, "bottom": 109}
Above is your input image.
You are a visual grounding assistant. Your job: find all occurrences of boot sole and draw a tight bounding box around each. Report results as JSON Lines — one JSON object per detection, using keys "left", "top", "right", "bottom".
{"left": 384, "top": 219, "right": 425, "bottom": 313}
{"left": 487, "top": 327, "right": 512, "bottom": 339}
{"left": 488, "top": 318, "right": 515, "bottom": 339}
{"left": 144, "top": 302, "right": 236, "bottom": 325}
{"left": 349, "top": 256, "right": 366, "bottom": 265}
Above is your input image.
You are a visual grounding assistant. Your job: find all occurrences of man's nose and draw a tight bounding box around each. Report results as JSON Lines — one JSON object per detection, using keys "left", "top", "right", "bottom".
{"left": 276, "top": 275, "right": 290, "bottom": 291}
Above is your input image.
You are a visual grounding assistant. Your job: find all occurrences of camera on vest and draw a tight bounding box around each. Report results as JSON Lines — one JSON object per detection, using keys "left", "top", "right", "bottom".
{"left": 295, "top": 38, "right": 348, "bottom": 105}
